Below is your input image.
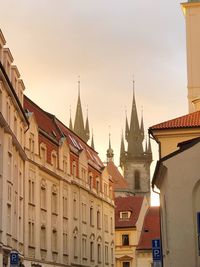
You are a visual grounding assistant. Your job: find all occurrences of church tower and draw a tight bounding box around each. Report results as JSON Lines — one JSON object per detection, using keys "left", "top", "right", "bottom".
{"left": 70, "top": 79, "right": 90, "bottom": 143}
{"left": 120, "top": 81, "right": 152, "bottom": 199}
{"left": 182, "top": 0, "right": 200, "bottom": 112}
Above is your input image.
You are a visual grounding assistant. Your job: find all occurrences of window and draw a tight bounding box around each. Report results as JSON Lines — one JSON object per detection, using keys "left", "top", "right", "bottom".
{"left": 52, "top": 191, "right": 57, "bottom": 214}
{"left": 97, "top": 210, "right": 101, "bottom": 229}
{"left": 28, "top": 221, "right": 35, "bottom": 246}
{"left": 52, "top": 229, "right": 57, "bottom": 251}
{"left": 122, "top": 234, "right": 129, "bottom": 246}
{"left": 82, "top": 237, "right": 87, "bottom": 259}
{"left": 89, "top": 175, "right": 93, "bottom": 189}
{"left": 81, "top": 168, "right": 86, "bottom": 181}
{"left": 63, "top": 196, "right": 68, "bottom": 218}
{"left": 51, "top": 152, "right": 57, "bottom": 170}
{"left": 90, "top": 241, "right": 94, "bottom": 261}
{"left": 120, "top": 211, "right": 131, "bottom": 220}
{"left": 7, "top": 183, "right": 12, "bottom": 203}
{"left": 41, "top": 187, "right": 46, "bottom": 210}
{"left": 7, "top": 152, "right": 12, "bottom": 181}
{"left": 73, "top": 198, "right": 77, "bottom": 219}
{"left": 40, "top": 146, "right": 46, "bottom": 165}
{"left": 111, "top": 247, "right": 114, "bottom": 264}
{"left": 104, "top": 214, "right": 108, "bottom": 232}
{"left": 134, "top": 170, "right": 141, "bottom": 190}
{"left": 123, "top": 262, "right": 130, "bottom": 267}
{"left": 96, "top": 179, "right": 100, "bottom": 194}
{"left": 90, "top": 206, "right": 94, "bottom": 226}
{"left": 63, "top": 232, "right": 68, "bottom": 254}
{"left": 105, "top": 244, "right": 108, "bottom": 264}
{"left": 41, "top": 226, "right": 46, "bottom": 249}
{"left": 97, "top": 244, "right": 101, "bottom": 263}
{"left": 82, "top": 203, "right": 86, "bottom": 223}
{"left": 7, "top": 204, "right": 11, "bottom": 234}
{"left": 74, "top": 236, "right": 78, "bottom": 258}
{"left": 28, "top": 178, "right": 35, "bottom": 204}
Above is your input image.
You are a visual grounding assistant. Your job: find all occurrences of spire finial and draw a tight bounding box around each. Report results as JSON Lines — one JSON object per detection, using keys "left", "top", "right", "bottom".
{"left": 132, "top": 74, "right": 135, "bottom": 97}
{"left": 78, "top": 75, "right": 80, "bottom": 97}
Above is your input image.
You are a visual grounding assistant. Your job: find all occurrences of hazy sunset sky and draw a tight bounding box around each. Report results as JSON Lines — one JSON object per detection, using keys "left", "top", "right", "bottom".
{"left": 0, "top": 0, "right": 188, "bottom": 203}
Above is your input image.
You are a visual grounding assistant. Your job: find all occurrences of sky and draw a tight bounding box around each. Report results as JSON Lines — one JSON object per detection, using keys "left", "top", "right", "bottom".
{"left": 0, "top": 0, "right": 188, "bottom": 204}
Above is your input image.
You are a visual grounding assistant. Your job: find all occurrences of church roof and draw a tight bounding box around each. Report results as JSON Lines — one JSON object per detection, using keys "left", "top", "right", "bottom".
{"left": 150, "top": 110, "right": 200, "bottom": 130}
{"left": 106, "top": 161, "right": 128, "bottom": 191}
{"left": 115, "top": 196, "right": 144, "bottom": 228}
{"left": 137, "top": 206, "right": 160, "bottom": 250}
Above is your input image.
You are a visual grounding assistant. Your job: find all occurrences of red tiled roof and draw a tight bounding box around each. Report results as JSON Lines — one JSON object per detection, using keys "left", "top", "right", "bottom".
{"left": 150, "top": 110, "right": 200, "bottom": 130}
{"left": 24, "top": 95, "right": 62, "bottom": 142}
{"left": 106, "top": 161, "right": 128, "bottom": 191}
{"left": 137, "top": 206, "right": 160, "bottom": 250}
{"left": 115, "top": 196, "right": 144, "bottom": 228}
{"left": 24, "top": 95, "right": 104, "bottom": 169}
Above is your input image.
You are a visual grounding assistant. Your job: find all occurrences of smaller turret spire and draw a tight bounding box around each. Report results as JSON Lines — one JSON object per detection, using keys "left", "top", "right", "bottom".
{"left": 85, "top": 107, "right": 90, "bottom": 141}
{"left": 106, "top": 132, "right": 114, "bottom": 162}
{"left": 69, "top": 106, "right": 73, "bottom": 130}
{"left": 125, "top": 109, "right": 129, "bottom": 141}
{"left": 120, "top": 129, "right": 125, "bottom": 167}
{"left": 140, "top": 107, "right": 144, "bottom": 141}
{"left": 91, "top": 129, "right": 95, "bottom": 149}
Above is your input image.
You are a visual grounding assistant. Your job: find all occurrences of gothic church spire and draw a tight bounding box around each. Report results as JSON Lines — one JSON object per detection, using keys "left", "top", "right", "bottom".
{"left": 127, "top": 80, "right": 143, "bottom": 157}
{"left": 73, "top": 78, "right": 90, "bottom": 142}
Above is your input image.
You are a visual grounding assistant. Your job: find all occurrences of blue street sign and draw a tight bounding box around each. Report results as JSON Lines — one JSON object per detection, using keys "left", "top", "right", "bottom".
{"left": 152, "top": 239, "right": 162, "bottom": 263}
{"left": 10, "top": 251, "right": 19, "bottom": 265}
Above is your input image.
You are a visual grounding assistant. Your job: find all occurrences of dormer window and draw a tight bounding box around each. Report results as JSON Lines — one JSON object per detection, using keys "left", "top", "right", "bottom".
{"left": 120, "top": 211, "right": 131, "bottom": 220}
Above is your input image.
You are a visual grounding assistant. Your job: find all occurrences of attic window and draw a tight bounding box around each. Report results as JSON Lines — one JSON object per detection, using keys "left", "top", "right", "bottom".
{"left": 120, "top": 211, "right": 131, "bottom": 220}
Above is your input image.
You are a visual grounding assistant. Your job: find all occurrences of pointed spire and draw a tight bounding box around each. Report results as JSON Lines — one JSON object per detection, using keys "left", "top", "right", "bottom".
{"left": 125, "top": 109, "right": 129, "bottom": 141}
{"left": 85, "top": 107, "right": 90, "bottom": 142}
{"left": 120, "top": 129, "right": 126, "bottom": 167}
{"left": 69, "top": 106, "right": 73, "bottom": 131}
{"left": 140, "top": 107, "right": 144, "bottom": 141}
{"left": 91, "top": 130, "right": 95, "bottom": 149}
{"left": 106, "top": 132, "right": 114, "bottom": 162}
{"left": 127, "top": 79, "right": 144, "bottom": 157}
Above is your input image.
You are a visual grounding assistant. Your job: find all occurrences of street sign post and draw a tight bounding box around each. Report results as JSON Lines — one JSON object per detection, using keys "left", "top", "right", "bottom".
{"left": 152, "top": 239, "right": 162, "bottom": 267}
{"left": 10, "top": 251, "right": 19, "bottom": 266}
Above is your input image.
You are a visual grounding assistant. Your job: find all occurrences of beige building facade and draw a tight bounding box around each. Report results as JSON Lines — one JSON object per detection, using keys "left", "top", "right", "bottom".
{"left": 0, "top": 29, "right": 115, "bottom": 267}
{"left": 152, "top": 138, "right": 200, "bottom": 267}
{"left": 149, "top": 1, "right": 200, "bottom": 267}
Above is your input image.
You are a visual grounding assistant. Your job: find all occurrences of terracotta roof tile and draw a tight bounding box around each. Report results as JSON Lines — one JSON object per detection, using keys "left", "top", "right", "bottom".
{"left": 150, "top": 110, "right": 200, "bottom": 130}
{"left": 106, "top": 161, "right": 129, "bottom": 191}
{"left": 137, "top": 206, "right": 160, "bottom": 250}
{"left": 115, "top": 196, "right": 144, "bottom": 228}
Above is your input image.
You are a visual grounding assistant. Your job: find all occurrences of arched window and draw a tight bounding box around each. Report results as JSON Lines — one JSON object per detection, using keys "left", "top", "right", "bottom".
{"left": 134, "top": 170, "right": 140, "bottom": 190}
